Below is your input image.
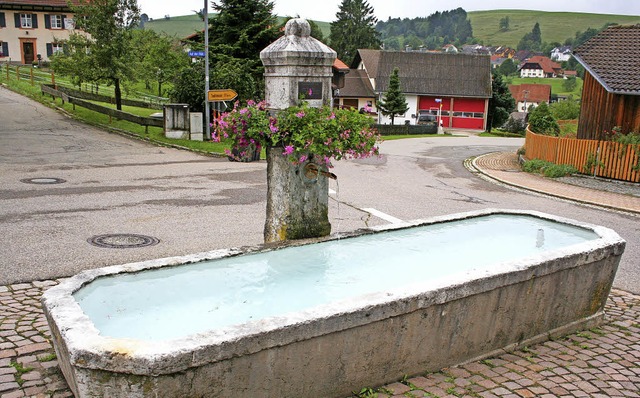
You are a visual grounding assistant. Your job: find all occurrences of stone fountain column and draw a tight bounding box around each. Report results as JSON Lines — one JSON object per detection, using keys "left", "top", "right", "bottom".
{"left": 260, "top": 19, "right": 337, "bottom": 243}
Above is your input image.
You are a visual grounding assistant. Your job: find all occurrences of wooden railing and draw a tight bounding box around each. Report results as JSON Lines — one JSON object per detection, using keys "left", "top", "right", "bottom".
{"left": 41, "top": 84, "right": 164, "bottom": 132}
{"left": 525, "top": 130, "right": 640, "bottom": 183}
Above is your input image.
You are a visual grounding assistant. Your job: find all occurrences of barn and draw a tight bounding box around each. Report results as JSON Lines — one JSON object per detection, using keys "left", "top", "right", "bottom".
{"left": 573, "top": 24, "right": 640, "bottom": 139}
{"left": 342, "top": 49, "right": 492, "bottom": 130}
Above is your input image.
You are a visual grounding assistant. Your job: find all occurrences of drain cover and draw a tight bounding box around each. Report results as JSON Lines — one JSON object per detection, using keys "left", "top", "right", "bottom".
{"left": 88, "top": 234, "right": 160, "bottom": 249}
{"left": 21, "top": 177, "right": 66, "bottom": 184}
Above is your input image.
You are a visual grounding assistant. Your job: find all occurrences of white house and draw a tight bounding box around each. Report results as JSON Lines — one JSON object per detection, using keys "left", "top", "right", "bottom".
{"left": 0, "top": 0, "right": 84, "bottom": 65}
{"left": 550, "top": 46, "right": 572, "bottom": 62}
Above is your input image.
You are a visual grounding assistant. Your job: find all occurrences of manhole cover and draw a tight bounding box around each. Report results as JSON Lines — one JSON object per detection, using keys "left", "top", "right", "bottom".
{"left": 88, "top": 234, "right": 160, "bottom": 249}
{"left": 20, "top": 177, "right": 66, "bottom": 184}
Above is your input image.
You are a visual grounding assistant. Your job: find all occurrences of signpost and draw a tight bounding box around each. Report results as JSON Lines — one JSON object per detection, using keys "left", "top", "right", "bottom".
{"left": 188, "top": 50, "right": 206, "bottom": 58}
{"left": 207, "top": 89, "right": 238, "bottom": 102}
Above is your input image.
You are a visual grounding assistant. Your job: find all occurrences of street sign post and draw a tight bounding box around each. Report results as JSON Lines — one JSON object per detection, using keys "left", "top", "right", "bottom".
{"left": 207, "top": 89, "right": 238, "bottom": 102}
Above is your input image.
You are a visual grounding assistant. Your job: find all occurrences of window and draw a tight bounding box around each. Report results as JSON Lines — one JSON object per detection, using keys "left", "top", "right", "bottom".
{"left": 21, "top": 13, "right": 32, "bottom": 28}
{"left": 47, "top": 43, "right": 64, "bottom": 57}
{"left": 50, "top": 15, "right": 63, "bottom": 29}
{"left": 0, "top": 42, "right": 8, "bottom": 57}
{"left": 0, "top": 12, "right": 6, "bottom": 28}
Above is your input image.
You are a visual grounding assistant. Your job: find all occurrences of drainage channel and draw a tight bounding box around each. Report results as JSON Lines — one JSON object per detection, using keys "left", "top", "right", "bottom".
{"left": 88, "top": 234, "right": 160, "bottom": 249}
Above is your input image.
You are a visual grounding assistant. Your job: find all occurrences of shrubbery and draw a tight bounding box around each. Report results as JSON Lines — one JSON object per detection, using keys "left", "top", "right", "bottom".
{"left": 528, "top": 102, "right": 560, "bottom": 136}
{"left": 522, "top": 159, "right": 577, "bottom": 178}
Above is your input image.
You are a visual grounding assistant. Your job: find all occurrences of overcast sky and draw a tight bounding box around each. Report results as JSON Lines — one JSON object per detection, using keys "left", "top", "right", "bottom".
{"left": 138, "top": 0, "right": 640, "bottom": 22}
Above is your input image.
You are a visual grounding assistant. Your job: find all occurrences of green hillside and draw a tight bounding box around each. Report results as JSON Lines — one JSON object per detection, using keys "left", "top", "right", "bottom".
{"left": 144, "top": 14, "right": 331, "bottom": 40}
{"left": 144, "top": 14, "right": 203, "bottom": 39}
{"left": 144, "top": 9, "right": 640, "bottom": 46}
{"left": 468, "top": 10, "right": 640, "bottom": 48}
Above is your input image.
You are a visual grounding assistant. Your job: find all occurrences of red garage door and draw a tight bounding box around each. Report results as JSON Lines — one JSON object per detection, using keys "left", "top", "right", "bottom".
{"left": 451, "top": 98, "right": 486, "bottom": 130}
{"left": 418, "top": 96, "right": 451, "bottom": 127}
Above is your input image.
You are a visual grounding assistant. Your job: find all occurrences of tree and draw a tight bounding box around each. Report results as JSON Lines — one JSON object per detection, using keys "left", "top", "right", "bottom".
{"left": 498, "top": 58, "right": 517, "bottom": 76}
{"left": 486, "top": 72, "right": 516, "bottom": 132}
{"left": 330, "top": 0, "right": 381, "bottom": 64}
{"left": 517, "top": 22, "right": 542, "bottom": 51}
{"left": 131, "top": 30, "right": 189, "bottom": 97}
{"left": 549, "top": 96, "right": 580, "bottom": 120}
{"left": 377, "top": 67, "right": 409, "bottom": 125}
{"left": 60, "top": 0, "right": 140, "bottom": 110}
{"left": 562, "top": 75, "right": 577, "bottom": 92}
{"left": 207, "top": 0, "right": 281, "bottom": 100}
{"left": 499, "top": 16, "right": 510, "bottom": 32}
{"left": 528, "top": 102, "right": 560, "bottom": 136}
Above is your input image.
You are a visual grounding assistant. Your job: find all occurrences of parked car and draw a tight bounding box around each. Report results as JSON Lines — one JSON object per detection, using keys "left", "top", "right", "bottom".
{"left": 417, "top": 112, "right": 438, "bottom": 134}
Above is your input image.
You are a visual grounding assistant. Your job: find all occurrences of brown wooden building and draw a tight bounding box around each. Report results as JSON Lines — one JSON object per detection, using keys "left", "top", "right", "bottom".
{"left": 573, "top": 24, "right": 640, "bottom": 139}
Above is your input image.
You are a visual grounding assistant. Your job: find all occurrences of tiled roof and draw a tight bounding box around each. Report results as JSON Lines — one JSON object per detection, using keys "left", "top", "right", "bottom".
{"left": 508, "top": 84, "right": 551, "bottom": 103}
{"left": 522, "top": 56, "right": 562, "bottom": 74}
{"left": 573, "top": 24, "right": 640, "bottom": 95}
{"left": 353, "top": 49, "right": 491, "bottom": 98}
{"left": 337, "top": 69, "right": 375, "bottom": 98}
{"left": 0, "top": 0, "right": 85, "bottom": 6}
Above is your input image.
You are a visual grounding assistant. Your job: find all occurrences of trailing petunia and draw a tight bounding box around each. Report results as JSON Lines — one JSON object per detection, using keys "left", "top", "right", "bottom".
{"left": 214, "top": 101, "right": 381, "bottom": 166}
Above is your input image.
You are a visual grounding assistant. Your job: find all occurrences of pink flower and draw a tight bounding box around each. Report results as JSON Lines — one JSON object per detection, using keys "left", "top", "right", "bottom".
{"left": 298, "top": 155, "right": 308, "bottom": 163}
{"left": 327, "top": 112, "right": 336, "bottom": 120}
{"left": 296, "top": 111, "right": 305, "bottom": 118}
{"left": 283, "top": 145, "right": 294, "bottom": 155}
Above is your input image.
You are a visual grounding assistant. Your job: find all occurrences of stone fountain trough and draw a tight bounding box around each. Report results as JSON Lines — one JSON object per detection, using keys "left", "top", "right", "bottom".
{"left": 42, "top": 209, "right": 625, "bottom": 397}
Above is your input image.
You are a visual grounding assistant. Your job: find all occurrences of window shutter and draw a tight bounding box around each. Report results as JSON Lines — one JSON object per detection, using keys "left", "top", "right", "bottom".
{"left": 47, "top": 43, "right": 53, "bottom": 57}
{"left": 0, "top": 12, "right": 6, "bottom": 28}
{"left": 1, "top": 42, "right": 8, "bottom": 57}
{"left": 14, "top": 13, "right": 20, "bottom": 28}
{"left": 45, "top": 14, "right": 51, "bottom": 29}
{"left": 32, "top": 14, "right": 38, "bottom": 28}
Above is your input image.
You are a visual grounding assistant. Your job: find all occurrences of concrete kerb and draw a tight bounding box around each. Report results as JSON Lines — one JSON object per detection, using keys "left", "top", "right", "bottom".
{"left": 469, "top": 152, "right": 640, "bottom": 216}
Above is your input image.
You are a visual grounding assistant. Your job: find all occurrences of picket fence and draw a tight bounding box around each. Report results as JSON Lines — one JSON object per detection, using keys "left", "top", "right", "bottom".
{"left": 525, "top": 130, "right": 640, "bottom": 183}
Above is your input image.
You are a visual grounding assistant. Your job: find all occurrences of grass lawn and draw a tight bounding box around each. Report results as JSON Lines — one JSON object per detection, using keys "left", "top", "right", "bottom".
{"left": 505, "top": 76, "right": 583, "bottom": 99}
{"left": 468, "top": 10, "right": 640, "bottom": 48}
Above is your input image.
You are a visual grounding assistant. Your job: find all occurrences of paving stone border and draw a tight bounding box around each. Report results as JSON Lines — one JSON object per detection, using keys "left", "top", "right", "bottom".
{"left": 1, "top": 281, "right": 638, "bottom": 398}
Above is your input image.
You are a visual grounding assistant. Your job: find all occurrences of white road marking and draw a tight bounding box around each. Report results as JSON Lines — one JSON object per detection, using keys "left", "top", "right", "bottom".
{"left": 362, "top": 208, "right": 404, "bottom": 224}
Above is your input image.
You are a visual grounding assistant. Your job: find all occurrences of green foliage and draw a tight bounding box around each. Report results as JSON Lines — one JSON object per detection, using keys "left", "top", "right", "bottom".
{"left": 549, "top": 96, "right": 580, "bottom": 120}
{"left": 169, "top": 62, "right": 205, "bottom": 112}
{"left": 61, "top": 0, "right": 141, "bottom": 110}
{"left": 522, "top": 159, "right": 577, "bottom": 178}
{"left": 499, "top": 16, "right": 510, "bottom": 32}
{"left": 528, "top": 102, "right": 560, "bottom": 136}
{"left": 562, "top": 76, "right": 577, "bottom": 92}
{"left": 375, "top": 8, "right": 473, "bottom": 51}
{"left": 215, "top": 101, "right": 380, "bottom": 165}
{"left": 517, "top": 22, "right": 542, "bottom": 51}
{"left": 376, "top": 67, "right": 409, "bottom": 125}
{"left": 130, "top": 30, "right": 189, "bottom": 97}
{"left": 498, "top": 58, "right": 517, "bottom": 76}
{"left": 487, "top": 72, "right": 516, "bottom": 131}
{"left": 502, "top": 116, "right": 527, "bottom": 135}
{"left": 330, "top": 0, "right": 381, "bottom": 64}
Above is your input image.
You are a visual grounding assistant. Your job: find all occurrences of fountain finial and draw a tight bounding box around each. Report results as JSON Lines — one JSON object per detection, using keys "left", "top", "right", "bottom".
{"left": 284, "top": 18, "right": 311, "bottom": 38}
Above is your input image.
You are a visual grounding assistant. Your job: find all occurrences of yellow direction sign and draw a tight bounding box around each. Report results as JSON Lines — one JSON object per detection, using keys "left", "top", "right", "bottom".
{"left": 208, "top": 89, "right": 238, "bottom": 101}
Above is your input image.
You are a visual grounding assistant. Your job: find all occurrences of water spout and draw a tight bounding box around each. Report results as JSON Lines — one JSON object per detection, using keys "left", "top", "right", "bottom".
{"left": 304, "top": 163, "right": 337, "bottom": 180}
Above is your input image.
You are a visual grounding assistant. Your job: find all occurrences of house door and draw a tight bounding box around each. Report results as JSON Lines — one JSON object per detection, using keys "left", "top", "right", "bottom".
{"left": 21, "top": 40, "right": 35, "bottom": 65}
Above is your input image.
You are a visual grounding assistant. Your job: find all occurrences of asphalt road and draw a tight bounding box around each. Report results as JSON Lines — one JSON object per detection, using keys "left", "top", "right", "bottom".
{"left": 1, "top": 85, "right": 638, "bottom": 294}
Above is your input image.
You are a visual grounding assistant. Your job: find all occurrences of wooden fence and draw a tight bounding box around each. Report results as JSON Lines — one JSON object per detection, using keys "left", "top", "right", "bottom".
{"left": 41, "top": 84, "right": 164, "bottom": 132}
{"left": 525, "top": 130, "right": 640, "bottom": 183}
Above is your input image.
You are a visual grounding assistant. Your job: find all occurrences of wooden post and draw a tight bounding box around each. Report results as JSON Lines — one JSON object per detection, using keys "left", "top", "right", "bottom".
{"left": 51, "top": 70, "right": 56, "bottom": 88}
{"left": 30, "top": 67, "right": 34, "bottom": 86}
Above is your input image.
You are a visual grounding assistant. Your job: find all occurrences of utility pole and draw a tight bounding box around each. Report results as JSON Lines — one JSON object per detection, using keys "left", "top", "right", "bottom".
{"left": 204, "top": 0, "right": 211, "bottom": 140}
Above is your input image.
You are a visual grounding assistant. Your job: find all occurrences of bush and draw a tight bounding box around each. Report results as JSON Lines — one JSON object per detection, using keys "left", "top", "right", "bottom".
{"left": 528, "top": 102, "right": 560, "bottom": 136}
{"left": 522, "top": 159, "right": 577, "bottom": 178}
{"left": 502, "top": 115, "right": 527, "bottom": 135}
{"left": 549, "top": 96, "right": 580, "bottom": 120}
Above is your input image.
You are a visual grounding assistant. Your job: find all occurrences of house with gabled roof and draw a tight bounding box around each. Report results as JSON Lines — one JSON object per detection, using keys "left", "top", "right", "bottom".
{"left": 337, "top": 49, "right": 492, "bottom": 130}
{"left": 508, "top": 84, "right": 551, "bottom": 112}
{"left": 573, "top": 24, "right": 640, "bottom": 139}
{"left": 550, "top": 46, "right": 572, "bottom": 62}
{"left": 519, "top": 55, "right": 562, "bottom": 78}
{"left": 0, "top": 0, "right": 85, "bottom": 64}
